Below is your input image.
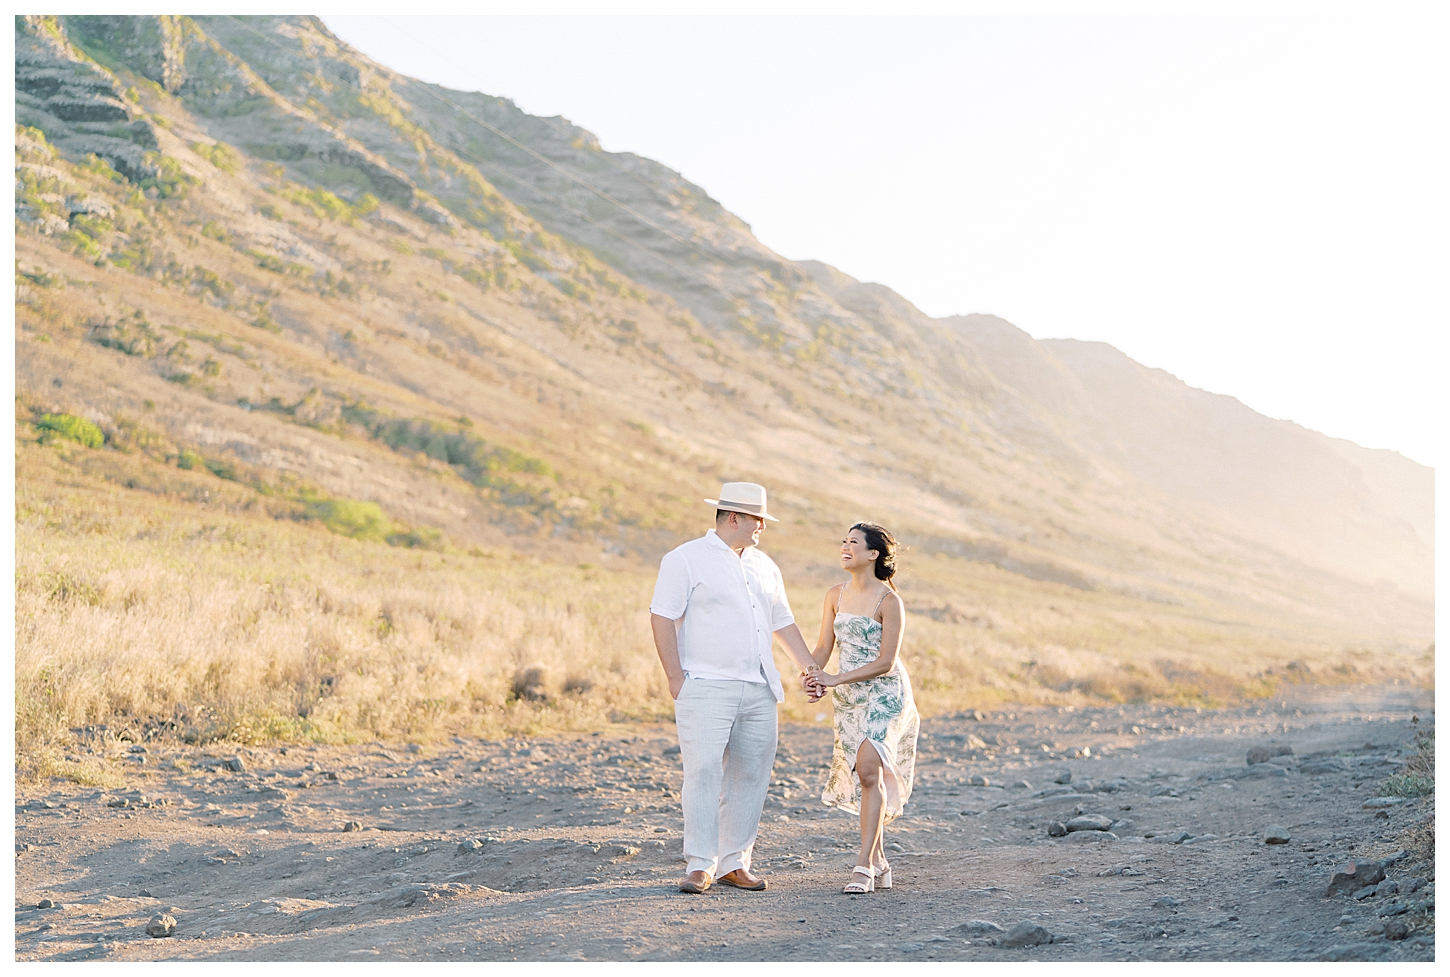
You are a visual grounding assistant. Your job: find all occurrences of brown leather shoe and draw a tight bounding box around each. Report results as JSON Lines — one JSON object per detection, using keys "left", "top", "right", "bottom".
{"left": 679, "top": 870, "right": 712, "bottom": 893}
{"left": 717, "top": 868, "right": 767, "bottom": 891}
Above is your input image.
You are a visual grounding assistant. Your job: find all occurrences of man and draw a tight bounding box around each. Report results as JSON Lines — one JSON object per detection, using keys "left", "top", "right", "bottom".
{"left": 649, "top": 481, "right": 817, "bottom": 894}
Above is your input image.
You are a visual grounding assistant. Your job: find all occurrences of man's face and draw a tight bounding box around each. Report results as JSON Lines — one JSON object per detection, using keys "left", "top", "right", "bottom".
{"left": 725, "top": 511, "right": 765, "bottom": 546}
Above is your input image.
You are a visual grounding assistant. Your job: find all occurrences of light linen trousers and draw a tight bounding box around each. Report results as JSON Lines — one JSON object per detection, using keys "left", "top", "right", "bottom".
{"left": 674, "top": 675, "right": 778, "bottom": 878}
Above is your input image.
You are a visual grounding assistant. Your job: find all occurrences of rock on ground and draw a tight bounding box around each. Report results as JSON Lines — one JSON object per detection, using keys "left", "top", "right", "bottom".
{"left": 1246, "top": 744, "right": 1293, "bottom": 765}
{"left": 1325, "top": 859, "right": 1388, "bottom": 898}
{"left": 1001, "top": 922, "right": 1054, "bottom": 948}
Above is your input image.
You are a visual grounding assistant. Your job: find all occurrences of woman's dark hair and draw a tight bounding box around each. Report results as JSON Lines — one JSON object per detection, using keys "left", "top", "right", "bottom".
{"left": 850, "top": 522, "right": 899, "bottom": 590}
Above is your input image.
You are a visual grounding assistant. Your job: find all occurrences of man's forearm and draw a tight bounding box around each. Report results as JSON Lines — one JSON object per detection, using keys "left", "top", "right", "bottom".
{"left": 774, "top": 624, "right": 817, "bottom": 673}
{"left": 650, "top": 614, "right": 684, "bottom": 681}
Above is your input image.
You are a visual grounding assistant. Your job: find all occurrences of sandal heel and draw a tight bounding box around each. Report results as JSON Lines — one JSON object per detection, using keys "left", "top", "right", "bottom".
{"left": 877, "top": 863, "right": 893, "bottom": 889}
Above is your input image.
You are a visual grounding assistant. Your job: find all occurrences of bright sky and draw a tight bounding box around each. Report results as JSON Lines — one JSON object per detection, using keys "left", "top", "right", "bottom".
{"left": 323, "top": 14, "right": 1441, "bottom": 467}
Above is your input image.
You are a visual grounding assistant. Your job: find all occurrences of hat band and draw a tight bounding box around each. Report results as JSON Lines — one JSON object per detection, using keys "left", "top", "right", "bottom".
{"left": 719, "top": 500, "right": 765, "bottom": 515}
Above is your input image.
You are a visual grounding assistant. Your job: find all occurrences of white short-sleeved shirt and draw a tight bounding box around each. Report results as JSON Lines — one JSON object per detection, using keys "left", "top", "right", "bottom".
{"left": 649, "top": 530, "right": 796, "bottom": 702}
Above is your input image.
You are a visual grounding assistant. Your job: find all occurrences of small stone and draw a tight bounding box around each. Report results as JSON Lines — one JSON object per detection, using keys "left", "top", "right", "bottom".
{"left": 970, "top": 775, "right": 990, "bottom": 787}
{"left": 1065, "top": 814, "right": 1113, "bottom": 832}
{"left": 663, "top": 745, "right": 681, "bottom": 756}
{"left": 1377, "top": 902, "right": 1409, "bottom": 917}
{"left": 966, "top": 735, "right": 988, "bottom": 749}
{"left": 37, "top": 899, "right": 55, "bottom": 909}
{"left": 1000, "top": 921, "right": 1054, "bottom": 948}
{"left": 458, "top": 839, "right": 484, "bottom": 853}
{"left": 1149, "top": 785, "right": 1179, "bottom": 798}
{"left": 1352, "top": 885, "right": 1377, "bottom": 901}
{"left": 1299, "top": 757, "right": 1348, "bottom": 775}
{"left": 898, "top": 943, "right": 924, "bottom": 952}
{"left": 1046, "top": 821, "right": 1067, "bottom": 837}
{"left": 1264, "top": 825, "right": 1291, "bottom": 844}
{"left": 1054, "top": 769, "right": 1073, "bottom": 784}
{"left": 146, "top": 913, "right": 177, "bottom": 938}
{"left": 223, "top": 757, "right": 246, "bottom": 773}
{"left": 1182, "top": 833, "right": 1217, "bottom": 845}
{"left": 950, "top": 920, "right": 1006, "bottom": 937}
{"left": 1375, "top": 881, "right": 1399, "bottom": 896}
{"left": 139, "top": 889, "right": 153, "bottom": 898}
{"left": 406, "top": 743, "right": 423, "bottom": 754}
{"left": 654, "top": 827, "right": 668, "bottom": 833}
{"left": 1326, "top": 859, "right": 1388, "bottom": 897}
{"left": 1402, "top": 877, "right": 1426, "bottom": 894}
{"left": 1155, "top": 896, "right": 1182, "bottom": 908}
{"left": 1011, "top": 780, "right": 1031, "bottom": 789}
{"left": 1246, "top": 743, "right": 1293, "bottom": 766}
{"left": 342, "top": 821, "right": 362, "bottom": 832}
{"left": 1168, "top": 831, "right": 1193, "bottom": 844}
{"left": 1361, "top": 797, "right": 1406, "bottom": 810}
{"left": 1064, "top": 830, "right": 1116, "bottom": 843}
{"left": 1384, "top": 920, "right": 1410, "bottom": 941}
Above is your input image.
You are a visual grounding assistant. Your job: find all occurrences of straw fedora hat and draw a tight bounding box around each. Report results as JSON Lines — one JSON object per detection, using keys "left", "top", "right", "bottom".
{"left": 704, "top": 482, "right": 779, "bottom": 522}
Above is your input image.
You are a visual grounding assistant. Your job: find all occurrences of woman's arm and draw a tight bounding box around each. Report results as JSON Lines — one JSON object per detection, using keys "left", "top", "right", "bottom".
{"left": 809, "top": 585, "right": 841, "bottom": 669}
{"left": 820, "top": 591, "right": 904, "bottom": 687}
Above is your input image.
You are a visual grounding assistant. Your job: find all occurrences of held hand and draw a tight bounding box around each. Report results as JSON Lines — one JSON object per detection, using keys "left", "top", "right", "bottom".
{"left": 669, "top": 672, "right": 685, "bottom": 700}
{"left": 801, "top": 667, "right": 830, "bottom": 701}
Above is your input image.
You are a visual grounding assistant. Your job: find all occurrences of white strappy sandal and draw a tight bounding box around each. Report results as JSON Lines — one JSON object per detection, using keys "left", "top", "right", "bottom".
{"left": 842, "top": 865, "right": 877, "bottom": 894}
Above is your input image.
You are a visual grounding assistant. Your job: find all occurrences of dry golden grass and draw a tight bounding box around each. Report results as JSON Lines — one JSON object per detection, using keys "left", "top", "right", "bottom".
{"left": 17, "top": 431, "right": 1432, "bottom": 784}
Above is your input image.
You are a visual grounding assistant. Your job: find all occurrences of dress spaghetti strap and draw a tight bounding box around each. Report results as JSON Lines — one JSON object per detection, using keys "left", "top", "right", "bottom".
{"left": 871, "top": 590, "right": 889, "bottom": 620}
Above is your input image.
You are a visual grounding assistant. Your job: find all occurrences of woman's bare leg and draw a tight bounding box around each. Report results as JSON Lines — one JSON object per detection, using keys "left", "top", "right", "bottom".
{"left": 854, "top": 740, "right": 886, "bottom": 880}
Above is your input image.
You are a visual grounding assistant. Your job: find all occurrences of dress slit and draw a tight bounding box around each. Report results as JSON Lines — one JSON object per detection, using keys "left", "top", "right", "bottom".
{"left": 848, "top": 736, "right": 903, "bottom": 815}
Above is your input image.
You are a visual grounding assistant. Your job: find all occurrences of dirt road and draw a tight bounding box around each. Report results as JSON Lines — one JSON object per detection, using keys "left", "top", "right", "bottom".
{"left": 14, "top": 684, "right": 1434, "bottom": 961}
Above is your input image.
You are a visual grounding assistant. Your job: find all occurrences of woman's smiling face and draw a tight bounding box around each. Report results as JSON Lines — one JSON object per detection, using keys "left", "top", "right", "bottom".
{"left": 840, "top": 529, "right": 878, "bottom": 571}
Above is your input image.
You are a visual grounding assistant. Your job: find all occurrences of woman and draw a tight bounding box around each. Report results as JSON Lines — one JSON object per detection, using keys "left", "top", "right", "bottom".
{"left": 804, "top": 522, "right": 920, "bottom": 894}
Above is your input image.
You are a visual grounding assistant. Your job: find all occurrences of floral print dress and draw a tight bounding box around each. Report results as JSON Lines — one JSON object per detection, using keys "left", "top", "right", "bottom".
{"left": 821, "top": 607, "right": 920, "bottom": 821}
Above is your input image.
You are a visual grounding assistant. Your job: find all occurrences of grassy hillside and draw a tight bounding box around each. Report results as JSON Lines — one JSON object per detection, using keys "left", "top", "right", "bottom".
{"left": 13, "top": 14, "right": 1433, "bottom": 778}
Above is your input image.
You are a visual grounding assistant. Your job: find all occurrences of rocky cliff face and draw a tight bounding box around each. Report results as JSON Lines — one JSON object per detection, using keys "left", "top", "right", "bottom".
{"left": 13, "top": 14, "right": 1433, "bottom": 638}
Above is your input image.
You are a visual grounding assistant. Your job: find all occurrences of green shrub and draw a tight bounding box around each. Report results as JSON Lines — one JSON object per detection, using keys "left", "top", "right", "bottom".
{"left": 139, "top": 153, "right": 194, "bottom": 199}
{"left": 306, "top": 498, "right": 392, "bottom": 542}
{"left": 175, "top": 449, "right": 204, "bottom": 470}
{"left": 1377, "top": 773, "right": 1434, "bottom": 798}
{"left": 191, "top": 141, "right": 241, "bottom": 174}
{"left": 37, "top": 413, "right": 104, "bottom": 448}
